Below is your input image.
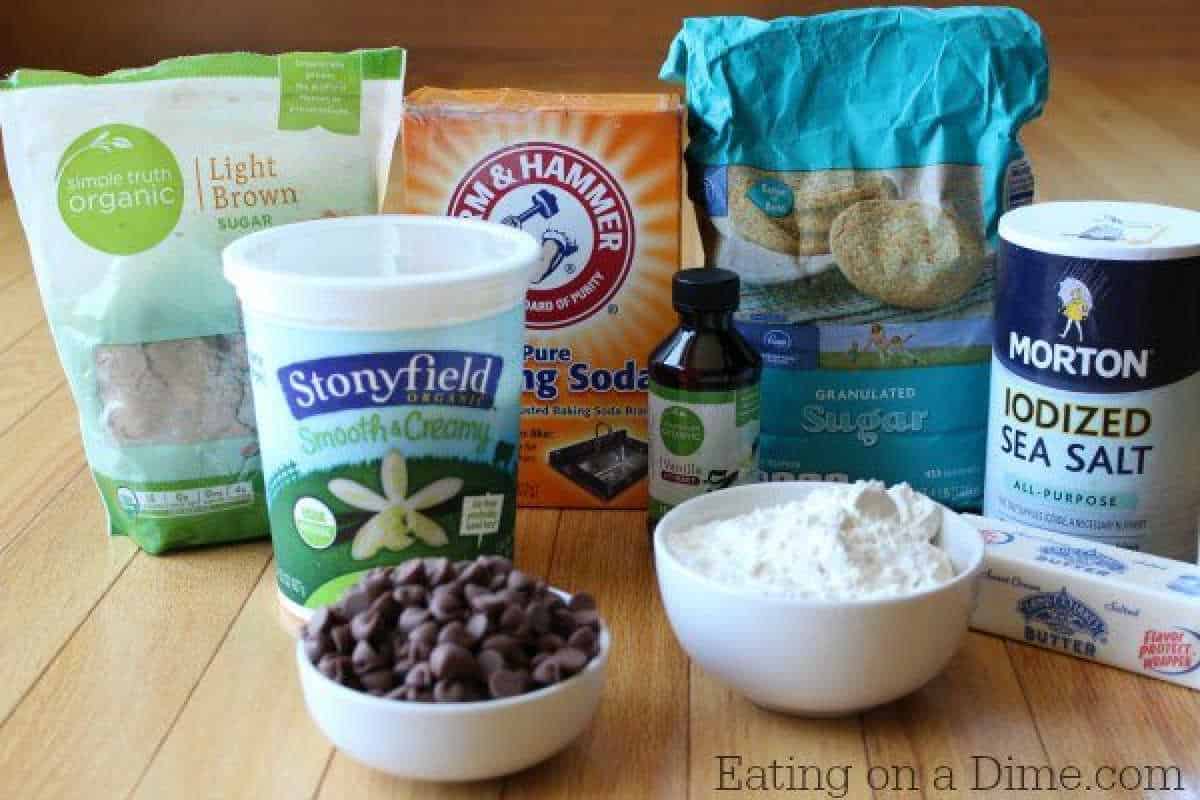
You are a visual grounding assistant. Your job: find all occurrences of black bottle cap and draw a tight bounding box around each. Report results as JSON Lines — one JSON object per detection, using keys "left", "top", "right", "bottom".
{"left": 672, "top": 268, "right": 740, "bottom": 312}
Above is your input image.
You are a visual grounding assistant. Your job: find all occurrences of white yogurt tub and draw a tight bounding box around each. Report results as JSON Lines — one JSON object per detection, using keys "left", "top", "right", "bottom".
{"left": 224, "top": 215, "right": 538, "bottom": 619}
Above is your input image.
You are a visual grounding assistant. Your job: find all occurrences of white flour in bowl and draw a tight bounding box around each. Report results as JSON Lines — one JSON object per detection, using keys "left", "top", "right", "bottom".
{"left": 666, "top": 481, "right": 954, "bottom": 600}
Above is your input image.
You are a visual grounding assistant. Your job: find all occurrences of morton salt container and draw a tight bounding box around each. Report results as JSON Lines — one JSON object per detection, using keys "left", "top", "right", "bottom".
{"left": 985, "top": 201, "right": 1200, "bottom": 563}
{"left": 224, "top": 215, "right": 537, "bottom": 620}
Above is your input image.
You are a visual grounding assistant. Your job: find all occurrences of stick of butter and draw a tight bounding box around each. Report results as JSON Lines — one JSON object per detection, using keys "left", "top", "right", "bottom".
{"left": 965, "top": 515, "right": 1200, "bottom": 691}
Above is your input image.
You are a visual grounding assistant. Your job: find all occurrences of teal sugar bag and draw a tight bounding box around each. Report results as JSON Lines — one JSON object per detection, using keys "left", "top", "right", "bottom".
{"left": 661, "top": 9, "right": 1048, "bottom": 508}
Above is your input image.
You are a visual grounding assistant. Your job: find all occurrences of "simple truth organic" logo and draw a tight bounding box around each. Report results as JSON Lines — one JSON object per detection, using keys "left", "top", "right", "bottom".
{"left": 56, "top": 124, "right": 184, "bottom": 254}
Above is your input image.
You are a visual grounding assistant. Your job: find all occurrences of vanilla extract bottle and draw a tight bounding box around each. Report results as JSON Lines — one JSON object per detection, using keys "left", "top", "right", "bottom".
{"left": 647, "top": 268, "right": 762, "bottom": 532}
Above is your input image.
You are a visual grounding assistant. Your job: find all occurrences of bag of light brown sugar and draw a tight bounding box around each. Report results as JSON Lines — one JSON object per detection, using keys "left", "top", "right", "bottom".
{"left": 0, "top": 49, "right": 405, "bottom": 553}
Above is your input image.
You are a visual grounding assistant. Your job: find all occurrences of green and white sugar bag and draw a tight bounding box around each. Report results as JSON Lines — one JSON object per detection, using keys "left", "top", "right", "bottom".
{"left": 0, "top": 49, "right": 405, "bottom": 553}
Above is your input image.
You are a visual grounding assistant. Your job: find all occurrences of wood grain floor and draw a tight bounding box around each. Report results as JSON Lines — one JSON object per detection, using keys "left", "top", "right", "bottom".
{"left": 0, "top": 58, "right": 1199, "bottom": 799}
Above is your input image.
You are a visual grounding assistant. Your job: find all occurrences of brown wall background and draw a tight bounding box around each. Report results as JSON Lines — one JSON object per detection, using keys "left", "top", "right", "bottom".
{"left": 2, "top": 1, "right": 1198, "bottom": 88}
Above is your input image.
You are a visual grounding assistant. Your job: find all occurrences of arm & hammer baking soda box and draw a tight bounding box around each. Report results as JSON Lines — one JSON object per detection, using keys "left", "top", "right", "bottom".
{"left": 403, "top": 89, "right": 683, "bottom": 508}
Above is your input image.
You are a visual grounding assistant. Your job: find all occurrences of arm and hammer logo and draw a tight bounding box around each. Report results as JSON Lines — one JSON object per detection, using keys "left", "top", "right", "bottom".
{"left": 1036, "top": 544, "right": 1127, "bottom": 576}
{"left": 1018, "top": 588, "right": 1108, "bottom": 641}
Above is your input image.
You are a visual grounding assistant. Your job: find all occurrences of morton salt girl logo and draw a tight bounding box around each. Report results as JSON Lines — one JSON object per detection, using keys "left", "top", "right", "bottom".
{"left": 1056, "top": 278, "right": 1091, "bottom": 343}
{"left": 447, "top": 142, "right": 635, "bottom": 330}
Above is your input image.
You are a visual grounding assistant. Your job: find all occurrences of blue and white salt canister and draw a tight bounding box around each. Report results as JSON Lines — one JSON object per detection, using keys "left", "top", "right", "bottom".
{"left": 985, "top": 201, "right": 1200, "bottom": 563}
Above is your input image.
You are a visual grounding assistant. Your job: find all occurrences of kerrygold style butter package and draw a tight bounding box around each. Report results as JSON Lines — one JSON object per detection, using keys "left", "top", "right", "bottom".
{"left": 404, "top": 89, "right": 682, "bottom": 508}
{"left": 0, "top": 49, "right": 405, "bottom": 553}
{"left": 662, "top": 10, "right": 1048, "bottom": 509}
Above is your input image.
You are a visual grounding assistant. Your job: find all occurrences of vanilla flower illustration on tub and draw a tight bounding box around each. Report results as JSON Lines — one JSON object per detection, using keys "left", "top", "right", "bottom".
{"left": 329, "top": 450, "right": 461, "bottom": 559}
{"left": 224, "top": 215, "right": 538, "bottom": 620}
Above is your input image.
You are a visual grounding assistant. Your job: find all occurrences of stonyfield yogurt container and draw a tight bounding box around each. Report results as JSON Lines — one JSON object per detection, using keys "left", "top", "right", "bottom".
{"left": 986, "top": 201, "right": 1200, "bottom": 563}
{"left": 224, "top": 215, "right": 537, "bottom": 618}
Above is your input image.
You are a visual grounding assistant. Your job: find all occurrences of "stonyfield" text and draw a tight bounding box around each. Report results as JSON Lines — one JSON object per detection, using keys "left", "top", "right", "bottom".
{"left": 279, "top": 351, "right": 502, "bottom": 420}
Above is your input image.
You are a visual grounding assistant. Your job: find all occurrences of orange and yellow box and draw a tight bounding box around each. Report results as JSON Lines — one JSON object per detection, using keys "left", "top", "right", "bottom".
{"left": 404, "top": 88, "right": 682, "bottom": 508}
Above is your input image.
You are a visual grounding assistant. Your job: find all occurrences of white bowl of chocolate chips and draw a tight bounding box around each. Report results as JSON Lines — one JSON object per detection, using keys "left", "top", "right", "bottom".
{"left": 296, "top": 555, "right": 610, "bottom": 781}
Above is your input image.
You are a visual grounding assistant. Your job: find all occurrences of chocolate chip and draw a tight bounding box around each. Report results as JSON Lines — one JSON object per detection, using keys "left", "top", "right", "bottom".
{"left": 404, "top": 639, "right": 433, "bottom": 663}
{"left": 339, "top": 587, "right": 371, "bottom": 618}
{"left": 489, "top": 573, "right": 508, "bottom": 591}
{"left": 551, "top": 607, "right": 578, "bottom": 636}
{"left": 483, "top": 556, "right": 513, "bottom": 575}
{"left": 317, "top": 653, "right": 340, "bottom": 680}
{"left": 477, "top": 649, "right": 506, "bottom": 678}
{"left": 363, "top": 567, "right": 392, "bottom": 598}
{"left": 393, "top": 559, "right": 426, "bottom": 586}
{"left": 497, "top": 588, "right": 530, "bottom": 607}
{"left": 398, "top": 607, "right": 432, "bottom": 633}
{"left": 466, "top": 612, "right": 492, "bottom": 641}
{"left": 554, "top": 646, "right": 589, "bottom": 675}
{"left": 404, "top": 662, "right": 434, "bottom": 689}
{"left": 352, "top": 639, "right": 388, "bottom": 673}
{"left": 567, "top": 627, "right": 597, "bottom": 655}
{"left": 423, "top": 557, "right": 453, "bottom": 586}
{"left": 488, "top": 668, "right": 529, "bottom": 698}
{"left": 320, "top": 654, "right": 357, "bottom": 686}
{"left": 368, "top": 591, "right": 398, "bottom": 622}
{"left": 360, "top": 669, "right": 395, "bottom": 694}
{"left": 480, "top": 633, "right": 522, "bottom": 660}
{"left": 532, "top": 658, "right": 563, "bottom": 686}
{"left": 430, "top": 585, "right": 465, "bottom": 621}
{"left": 392, "top": 585, "right": 427, "bottom": 607}
{"left": 430, "top": 642, "right": 477, "bottom": 681}
{"left": 438, "top": 620, "right": 474, "bottom": 649}
{"left": 573, "top": 609, "right": 602, "bottom": 631}
{"left": 434, "top": 679, "right": 472, "bottom": 702}
{"left": 507, "top": 570, "right": 534, "bottom": 591}
{"left": 469, "top": 592, "right": 506, "bottom": 616}
{"left": 537, "top": 633, "right": 565, "bottom": 653}
{"left": 350, "top": 610, "right": 382, "bottom": 642}
{"left": 523, "top": 602, "right": 549, "bottom": 635}
{"left": 499, "top": 605, "right": 525, "bottom": 632}
{"left": 330, "top": 624, "right": 355, "bottom": 655}
{"left": 410, "top": 620, "right": 440, "bottom": 646}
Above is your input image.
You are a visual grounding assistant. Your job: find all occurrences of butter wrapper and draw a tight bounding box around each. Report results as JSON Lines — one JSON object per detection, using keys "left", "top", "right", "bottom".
{"left": 966, "top": 515, "right": 1200, "bottom": 690}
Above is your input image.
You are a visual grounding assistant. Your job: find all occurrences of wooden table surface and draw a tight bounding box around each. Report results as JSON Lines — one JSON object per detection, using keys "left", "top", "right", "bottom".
{"left": 1, "top": 58, "right": 1199, "bottom": 800}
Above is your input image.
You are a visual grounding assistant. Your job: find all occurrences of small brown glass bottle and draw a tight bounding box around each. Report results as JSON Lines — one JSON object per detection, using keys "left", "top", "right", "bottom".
{"left": 647, "top": 268, "right": 762, "bottom": 532}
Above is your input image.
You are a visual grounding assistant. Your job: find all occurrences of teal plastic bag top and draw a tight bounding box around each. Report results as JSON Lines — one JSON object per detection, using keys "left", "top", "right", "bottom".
{"left": 1, "top": 50, "right": 405, "bottom": 553}
{"left": 662, "top": 9, "right": 1048, "bottom": 508}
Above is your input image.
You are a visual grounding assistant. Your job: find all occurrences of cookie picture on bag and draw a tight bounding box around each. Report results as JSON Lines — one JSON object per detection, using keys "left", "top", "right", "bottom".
{"left": 793, "top": 175, "right": 898, "bottom": 256}
{"left": 830, "top": 199, "right": 985, "bottom": 310}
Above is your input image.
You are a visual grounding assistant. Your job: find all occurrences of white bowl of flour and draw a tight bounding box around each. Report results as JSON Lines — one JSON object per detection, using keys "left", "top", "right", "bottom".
{"left": 653, "top": 480, "right": 984, "bottom": 716}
